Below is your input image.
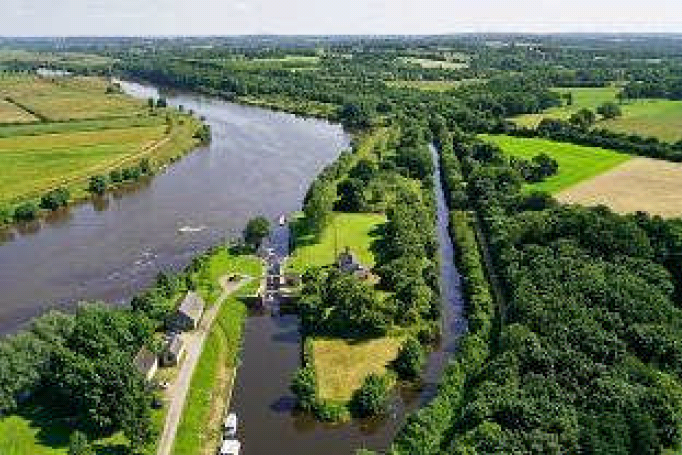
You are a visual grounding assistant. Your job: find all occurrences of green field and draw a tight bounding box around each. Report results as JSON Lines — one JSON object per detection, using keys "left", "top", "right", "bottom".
{"left": 386, "top": 79, "right": 483, "bottom": 92}
{"left": 513, "top": 86, "right": 682, "bottom": 142}
{"left": 288, "top": 212, "right": 387, "bottom": 274}
{"left": 481, "top": 135, "right": 631, "bottom": 193}
{"left": 0, "top": 75, "right": 201, "bottom": 209}
{"left": 400, "top": 56, "right": 468, "bottom": 69}
{"left": 312, "top": 337, "right": 402, "bottom": 402}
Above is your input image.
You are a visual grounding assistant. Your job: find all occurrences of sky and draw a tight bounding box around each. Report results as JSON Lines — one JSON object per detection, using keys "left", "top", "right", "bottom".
{"left": 1, "top": 0, "right": 681, "bottom": 36}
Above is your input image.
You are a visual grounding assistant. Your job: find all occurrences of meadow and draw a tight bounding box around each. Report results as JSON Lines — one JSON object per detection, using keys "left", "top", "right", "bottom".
{"left": 481, "top": 134, "right": 630, "bottom": 193}
{"left": 311, "top": 337, "right": 402, "bottom": 402}
{"left": 386, "top": 79, "right": 484, "bottom": 92}
{"left": 513, "top": 86, "right": 682, "bottom": 142}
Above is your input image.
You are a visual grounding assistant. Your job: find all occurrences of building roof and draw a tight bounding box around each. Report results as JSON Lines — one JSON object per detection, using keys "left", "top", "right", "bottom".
{"left": 167, "top": 334, "right": 184, "bottom": 357}
{"left": 134, "top": 346, "right": 157, "bottom": 375}
{"left": 178, "top": 291, "right": 205, "bottom": 322}
{"left": 219, "top": 439, "right": 241, "bottom": 455}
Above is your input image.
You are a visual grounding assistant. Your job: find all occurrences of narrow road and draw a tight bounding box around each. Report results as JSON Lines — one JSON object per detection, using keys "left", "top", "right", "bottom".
{"left": 157, "top": 276, "right": 251, "bottom": 455}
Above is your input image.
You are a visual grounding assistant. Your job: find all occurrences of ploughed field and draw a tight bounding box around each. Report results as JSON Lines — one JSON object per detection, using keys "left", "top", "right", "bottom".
{"left": 513, "top": 86, "right": 682, "bottom": 143}
{"left": 0, "top": 75, "right": 196, "bottom": 206}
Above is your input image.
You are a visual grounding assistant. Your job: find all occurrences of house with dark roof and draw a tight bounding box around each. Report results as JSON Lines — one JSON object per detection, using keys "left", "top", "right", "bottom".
{"left": 174, "top": 291, "right": 205, "bottom": 331}
{"left": 134, "top": 346, "right": 158, "bottom": 381}
{"left": 161, "top": 333, "right": 185, "bottom": 367}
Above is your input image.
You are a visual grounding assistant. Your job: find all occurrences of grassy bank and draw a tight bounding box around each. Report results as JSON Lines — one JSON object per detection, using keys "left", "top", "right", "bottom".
{"left": 481, "top": 134, "right": 630, "bottom": 193}
{"left": 171, "top": 250, "right": 261, "bottom": 455}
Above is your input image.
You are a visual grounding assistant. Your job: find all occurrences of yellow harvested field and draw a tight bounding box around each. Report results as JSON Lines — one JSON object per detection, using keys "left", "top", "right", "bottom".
{"left": 0, "top": 99, "right": 37, "bottom": 123}
{"left": 0, "top": 76, "right": 146, "bottom": 121}
{"left": 312, "top": 337, "right": 402, "bottom": 402}
{"left": 557, "top": 157, "right": 682, "bottom": 218}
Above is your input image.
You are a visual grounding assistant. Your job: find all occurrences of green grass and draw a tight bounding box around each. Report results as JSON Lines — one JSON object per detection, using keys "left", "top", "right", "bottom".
{"left": 400, "top": 56, "right": 468, "bottom": 69}
{"left": 196, "top": 246, "right": 264, "bottom": 305}
{"left": 0, "top": 99, "right": 37, "bottom": 123}
{"left": 513, "top": 86, "right": 682, "bottom": 142}
{"left": 311, "top": 337, "right": 402, "bottom": 402}
{"left": 288, "top": 212, "right": 387, "bottom": 274}
{"left": 481, "top": 134, "right": 631, "bottom": 193}
{"left": 171, "top": 280, "right": 259, "bottom": 455}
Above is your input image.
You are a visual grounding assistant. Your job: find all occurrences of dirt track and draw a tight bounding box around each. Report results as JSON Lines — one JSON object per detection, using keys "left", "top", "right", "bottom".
{"left": 557, "top": 157, "right": 682, "bottom": 218}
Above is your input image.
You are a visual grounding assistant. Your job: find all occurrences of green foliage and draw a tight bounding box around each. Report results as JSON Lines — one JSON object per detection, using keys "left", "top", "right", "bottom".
{"left": 87, "top": 175, "right": 107, "bottom": 195}
{"left": 39, "top": 187, "right": 70, "bottom": 210}
{"left": 597, "top": 101, "right": 623, "bottom": 119}
{"left": 67, "top": 430, "right": 93, "bottom": 455}
{"left": 351, "top": 373, "right": 390, "bottom": 418}
{"left": 569, "top": 108, "right": 596, "bottom": 129}
{"left": 13, "top": 201, "right": 38, "bottom": 221}
{"left": 291, "top": 366, "right": 317, "bottom": 412}
{"left": 335, "top": 178, "right": 366, "bottom": 212}
{"left": 392, "top": 337, "right": 424, "bottom": 380}
{"left": 243, "top": 216, "right": 270, "bottom": 249}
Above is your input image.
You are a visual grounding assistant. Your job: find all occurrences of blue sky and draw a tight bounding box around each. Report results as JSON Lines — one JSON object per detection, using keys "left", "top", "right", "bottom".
{"left": 2, "top": 0, "right": 681, "bottom": 36}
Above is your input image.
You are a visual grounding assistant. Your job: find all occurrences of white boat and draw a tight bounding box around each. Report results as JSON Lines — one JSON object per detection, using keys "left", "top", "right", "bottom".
{"left": 223, "top": 412, "right": 238, "bottom": 438}
{"left": 218, "top": 439, "right": 240, "bottom": 455}
{"left": 278, "top": 214, "right": 286, "bottom": 226}
{"left": 178, "top": 225, "right": 206, "bottom": 234}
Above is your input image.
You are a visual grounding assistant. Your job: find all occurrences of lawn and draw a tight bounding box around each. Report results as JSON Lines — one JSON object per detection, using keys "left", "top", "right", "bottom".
{"left": 400, "top": 56, "right": 468, "bottom": 69}
{"left": 311, "top": 337, "right": 403, "bottom": 402}
{"left": 513, "top": 86, "right": 682, "bottom": 142}
{"left": 481, "top": 135, "right": 630, "bottom": 193}
{"left": 287, "top": 212, "right": 387, "bottom": 274}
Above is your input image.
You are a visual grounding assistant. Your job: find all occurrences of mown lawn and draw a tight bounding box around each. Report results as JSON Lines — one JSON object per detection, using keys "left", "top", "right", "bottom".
{"left": 311, "top": 337, "right": 402, "bottom": 402}
{"left": 481, "top": 135, "right": 630, "bottom": 194}
{"left": 513, "top": 86, "right": 682, "bottom": 142}
{"left": 287, "top": 212, "right": 386, "bottom": 274}
{"left": 386, "top": 79, "right": 483, "bottom": 92}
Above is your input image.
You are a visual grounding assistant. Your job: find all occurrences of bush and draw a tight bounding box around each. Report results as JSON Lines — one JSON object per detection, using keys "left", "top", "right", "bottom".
{"left": 291, "top": 366, "right": 317, "bottom": 411}
{"left": 13, "top": 202, "right": 38, "bottom": 222}
{"left": 40, "top": 187, "right": 70, "bottom": 210}
{"left": 243, "top": 216, "right": 270, "bottom": 249}
{"left": 87, "top": 175, "right": 108, "bottom": 195}
{"left": 393, "top": 337, "right": 425, "bottom": 380}
{"left": 351, "top": 373, "right": 390, "bottom": 418}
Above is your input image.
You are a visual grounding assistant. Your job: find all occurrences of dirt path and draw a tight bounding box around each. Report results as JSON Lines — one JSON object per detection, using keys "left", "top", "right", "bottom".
{"left": 157, "top": 276, "right": 251, "bottom": 455}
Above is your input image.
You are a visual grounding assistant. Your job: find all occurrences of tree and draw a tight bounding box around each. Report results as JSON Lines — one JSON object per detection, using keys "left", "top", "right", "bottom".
{"left": 68, "top": 430, "right": 93, "bottom": 455}
{"left": 147, "top": 98, "right": 155, "bottom": 109}
{"left": 336, "top": 178, "right": 366, "bottom": 212}
{"left": 569, "top": 108, "right": 596, "bottom": 130}
{"left": 243, "top": 216, "right": 270, "bottom": 249}
{"left": 40, "top": 187, "right": 70, "bottom": 210}
{"left": 291, "top": 366, "right": 317, "bottom": 411}
{"left": 87, "top": 175, "right": 108, "bottom": 196}
{"left": 393, "top": 337, "right": 425, "bottom": 380}
{"left": 597, "top": 102, "right": 622, "bottom": 120}
{"left": 564, "top": 92, "right": 574, "bottom": 106}
{"left": 351, "top": 373, "right": 390, "bottom": 417}
{"left": 156, "top": 98, "right": 167, "bottom": 108}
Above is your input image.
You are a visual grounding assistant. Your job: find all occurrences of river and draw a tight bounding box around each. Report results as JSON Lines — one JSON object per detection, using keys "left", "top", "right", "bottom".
{"left": 0, "top": 81, "right": 349, "bottom": 335}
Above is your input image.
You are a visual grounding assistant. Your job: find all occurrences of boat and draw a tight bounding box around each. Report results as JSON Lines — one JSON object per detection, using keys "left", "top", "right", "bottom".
{"left": 223, "top": 412, "right": 238, "bottom": 438}
{"left": 178, "top": 225, "right": 206, "bottom": 234}
{"left": 278, "top": 214, "right": 286, "bottom": 226}
{"left": 218, "top": 439, "right": 240, "bottom": 455}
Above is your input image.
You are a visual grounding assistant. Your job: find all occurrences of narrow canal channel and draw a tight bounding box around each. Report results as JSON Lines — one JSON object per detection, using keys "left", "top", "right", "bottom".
{"left": 230, "top": 144, "right": 467, "bottom": 454}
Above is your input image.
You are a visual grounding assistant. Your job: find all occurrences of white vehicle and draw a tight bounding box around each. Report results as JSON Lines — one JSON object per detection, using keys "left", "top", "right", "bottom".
{"left": 223, "top": 412, "right": 238, "bottom": 438}
{"left": 218, "top": 439, "right": 240, "bottom": 455}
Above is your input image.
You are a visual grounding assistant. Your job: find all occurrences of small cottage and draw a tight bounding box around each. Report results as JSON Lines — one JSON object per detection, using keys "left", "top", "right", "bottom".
{"left": 134, "top": 346, "right": 158, "bottom": 381}
{"left": 174, "top": 291, "right": 205, "bottom": 331}
{"left": 337, "top": 247, "right": 369, "bottom": 279}
{"left": 161, "top": 333, "right": 185, "bottom": 367}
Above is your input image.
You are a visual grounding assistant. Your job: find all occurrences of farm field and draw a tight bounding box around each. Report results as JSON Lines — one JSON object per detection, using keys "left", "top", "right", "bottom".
{"left": 0, "top": 74, "right": 201, "bottom": 209}
{"left": 481, "top": 135, "right": 630, "bottom": 193}
{"left": 311, "top": 337, "right": 402, "bottom": 402}
{"left": 386, "top": 79, "right": 483, "bottom": 92}
{"left": 400, "top": 56, "right": 468, "bottom": 69}
{"left": 287, "top": 212, "right": 386, "bottom": 274}
{"left": 557, "top": 157, "right": 682, "bottom": 218}
{"left": 0, "top": 75, "right": 147, "bottom": 121}
{"left": 513, "top": 86, "right": 682, "bottom": 142}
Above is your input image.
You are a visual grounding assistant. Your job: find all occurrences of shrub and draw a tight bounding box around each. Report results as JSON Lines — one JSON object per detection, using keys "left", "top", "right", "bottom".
{"left": 40, "top": 187, "right": 70, "bottom": 210}
{"left": 351, "top": 373, "right": 390, "bottom": 418}
{"left": 393, "top": 337, "right": 425, "bottom": 380}
{"left": 13, "top": 202, "right": 38, "bottom": 222}
{"left": 87, "top": 175, "right": 108, "bottom": 195}
{"left": 291, "top": 366, "right": 317, "bottom": 412}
